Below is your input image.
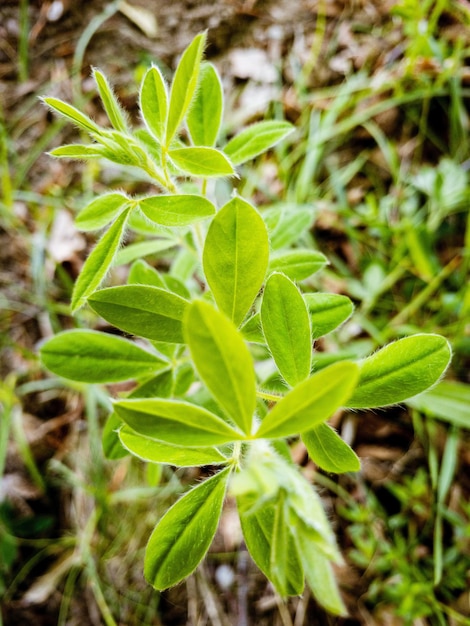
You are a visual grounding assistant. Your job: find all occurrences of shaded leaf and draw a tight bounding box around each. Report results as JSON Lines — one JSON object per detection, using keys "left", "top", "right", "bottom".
{"left": 169, "top": 147, "right": 234, "bottom": 177}
{"left": 88, "top": 285, "right": 188, "bottom": 343}
{"left": 140, "top": 65, "right": 168, "bottom": 142}
{"left": 407, "top": 380, "right": 470, "bottom": 428}
{"left": 268, "top": 250, "right": 327, "bottom": 281}
{"left": 138, "top": 194, "right": 215, "bottom": 226}
{"left": 304, "top": 293, "right": 354, "bottom": 340}
{"left": 263, "top": 205, "right": 314, "bottom": 250}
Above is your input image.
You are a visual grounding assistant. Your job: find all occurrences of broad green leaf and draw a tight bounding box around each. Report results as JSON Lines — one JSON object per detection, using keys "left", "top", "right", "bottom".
{"left": 224, "top": 121, "right": 294, "bottom": 165}
{"left": 256, "top": 361, "right": 360, "bottom": 439}
{"left": 187, "top": 63, "right": 223, "bottom": 147}
{"left": 130, "top": 370, "right": 174, "bottom": 399}
{"left": 113, "top": 398, "right": 244, "bottom": 446}
{"left": 102, "top": 412, "right": 128, "bottom": 459}
{"left": 295, "top": 532, "right": 347, "bottom": 616}
{"left": 268, "top": 250, "right": 328, "bottom": 281}
{"left": 41, "top": 97, "right": 102, "bottom": 135}
{"left": 165, "top": 32, "right": 207, "bottom": 145}
{"left": 185, "top": 301, "right": 256, "bottom": 435}
{"left": 203, "top": 197, "right": 269, "bottom": 326}
{"left": 304, "top": 293, "right": 354, "bottom": 340}
{"left": 119, "top": 425, "right": 227, "bottom": 466}
{"left": 238, "top": 498, "right": 304, "bottom": 596}
{"left": 346, "top": 334, "right": 452, "bottom": 409}
{"left": 302, "top": 423, "right": 360, "bottom": 473}
{"left": 145, "top": 466, "right": 230, "bottom": 590}
{"left": 88, "top": 285, "right": 188, "bottom": 343}
{"left": 140, "top": 65, "right": 168, "bottom": 142}
{"left": 71, "top": 208, "right": 130, "bottom": 312}
{"left": 263, "top": 205, "right": 314, "bottom": 250}
{"left": 93, "top": 68, "right": 129, "bottom": 133}
{"left": 138, "top": 194, "right": 216, "bottom": 226}
{"left": 40, "top": 329, "right": 166, "bottom": 383}
{"left": 261, "top": 273, "right": 311, "bottom": 387}
{"left": 75, "top": 192, "right": 129, "bottom": 231}
{"left": 128, "top": 259, "right": 165, "bottom": 288}
{"left": 407, "top": 380, "right": 470, "bottom": 428}
{"left": 168, "top": 147, "right": 235, "bottom": 177}
{"left": 48, "top": 144, "right": 106, "bottom": 159}
{"left": 114, "top": 239, "right": 176, "bottom": 266}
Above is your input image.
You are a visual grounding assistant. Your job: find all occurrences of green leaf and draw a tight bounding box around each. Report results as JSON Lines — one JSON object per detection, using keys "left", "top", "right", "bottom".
{"left": 114, "top": 398, "right": 244, "bottom": 447}
{"left": 75, "top": 192, "right": 129, "bottom": 231}
{"left": 41, "top": 96, "right": 102, "bottom": 135}
{"left": 187, "top": 63, "right": 224, "bottom": 147}
{"left": 39, "top": 329, "right": 165, "bottom": 383}
{"left": 140, "top": 65, "right": 168, "bottom": 142}
{"left": 302, "top": 423, "right": 360, "bottom": 473}
{"left": 93, "top": 68, "right": 129, "bottom": 133}
{"left": 224, "top": 121, "right": 294, "bottom": 165}
{"left": 240, "top": 313, "right": 265, "bottom": 344}
{"left": 48, "top": 144, "right": 106, "bottom": 159}
{"left": 119, "top": 426, "right": 227, "bottom": 466}
{"left": 261, "top": 273, "right": 311, "bottom": 386}
{"left": 407, "top": 380, "right": 470, "bottom": 428}
{"left": 71, "top": 208, "right": 130, "bottom": 312}
{"left": 185, "top": 301, "right": 256, "bottom": 435}
{"left": 168, "top": 147, "right": 235, "bottom": 177}
{"left": 203, "top": 197, "right": 269, "bottom": 326}
{"left": 145, "top": 466, "right": 230, "bottom": 590}
{"left": 268, "top": 250, "right": 328, "bottom": 281}
{"left": 128, "top": 259, "right": 165, "bottom": 288}
{"left": 165, "top": 32, "right": 207, "bottom": 145}
{"left": 238, "top": 498, "right": 304, "bottom": 596}
{"left": 138, "top": 194, "right": 216, "bottom": 226}
{"left": 114, "top": 239, "right": 177, "bottom": 266}
{"left": 256, "top": 361, "right": 360, "bottom": 439}
{"left": 102, "top": 412, "right": 128, "bottom": 460}
{"left": 88, "top": 285, "right": 188, "bottom": 343}
{"left": 346, "top": 334, "right": 452, "bottom": 409}
{"left": 295, "top": 532, "right": 347, "bottom": 616}
{"left": 304, "top": 293, "right": 354, "bottom": 340}
{"left": 263, "top": 205, "right": 314, "bottom": 250}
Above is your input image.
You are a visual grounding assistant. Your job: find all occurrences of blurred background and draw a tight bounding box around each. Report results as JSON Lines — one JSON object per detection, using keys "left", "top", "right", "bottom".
{"left": 1, "top": 1, "right": 470, "bottom": 624}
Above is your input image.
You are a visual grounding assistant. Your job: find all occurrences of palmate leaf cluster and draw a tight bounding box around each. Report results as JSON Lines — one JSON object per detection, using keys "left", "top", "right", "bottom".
{"left": 39, "top": 32, "right": 451, "bottom": 615}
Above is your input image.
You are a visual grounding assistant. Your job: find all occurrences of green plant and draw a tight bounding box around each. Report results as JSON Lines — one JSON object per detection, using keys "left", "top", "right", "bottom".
{"left": 38, "top": 32, "right": 452, "bottom": 615}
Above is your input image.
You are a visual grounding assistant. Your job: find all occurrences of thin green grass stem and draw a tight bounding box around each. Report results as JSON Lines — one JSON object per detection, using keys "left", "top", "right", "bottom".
{"left": 18, "top": 0, "right": 30, "bottom": 82}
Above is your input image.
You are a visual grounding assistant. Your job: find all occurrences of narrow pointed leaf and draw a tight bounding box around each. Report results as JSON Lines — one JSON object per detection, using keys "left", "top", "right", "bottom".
{"left": 203, "top": 197, "right": 269, "bottom": 326}
{"left": 304, "top": 293, "right": 354, "bottom": 340}
{"left": 185, "top": 301, "right": 256, "bottom": 435}
{"left": 166, "top": 32, "right": 207, "bottom": 145}
{"left": 93, "top": 68, "right": 129, "bottom": 133}
{"left": 169, "top": 147, "right": 235, "bottom": 177}
{"left": 256, "top": 361, "right": 360, "bottom": 439}
{"left": 114, "top": 398, "right": 244, "bottom": 447}
{"left": 41, "top": 97, "right": 102, "bottom": 135}
{"left": 224, "top": 121, "right": 294, "bottom": 165}
{"left": 270, "top": 494, "right": 290, "bottom": 596}
{"left": 40, "top": 329, "right": 166, "bottom": 383}
{"left": 346, "top": 334, "right": 452, "bottom": 409}
{"left": 119, "top": 426, "right": 228, "bottom": 466}
{"left": 114, "top": 239, "right": 177, "bottom": 266}
{"left": 302, "top": 423, "right": 360, "bottom": 473}
{"left": 145, "top": 467, "right": 230, "bottom": 590}
{"left": 407, "top": 380, "right": 470, "bottom": 428}
{"left": 75, "top": 192, "right": 129, "bottom": 231}
{"left": 138, "top": 194, "right": 215, "bottom": 226}
{"left": 140, "top": 65, "right": 168, "bottom": 142}
{"left": 268, "top": 250, "right": 328, "bottom": 281}
{"left": 71, "top": 208, "right": 130, "bottom": 312}
{"left": 187, "top": 63, "right": 223, "bottom": 147}
{"left": 88, "top": 285, "right": 188, "bottom": 343}
{"left": 48, "top": 144, "right": 106, "bottom": 159}
{"left": 261, "top": 272, "right": 311, "bottom": 386}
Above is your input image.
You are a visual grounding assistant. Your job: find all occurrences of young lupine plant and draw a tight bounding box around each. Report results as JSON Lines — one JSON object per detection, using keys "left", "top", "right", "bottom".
{"left": 39, "top": 32, "right": 451, "bottom": 615}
